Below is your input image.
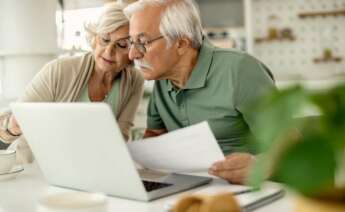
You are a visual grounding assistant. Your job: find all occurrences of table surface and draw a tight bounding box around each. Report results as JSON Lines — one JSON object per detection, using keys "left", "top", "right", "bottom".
{"left": 0, "top": 163, "right": 293, "bottom": 212}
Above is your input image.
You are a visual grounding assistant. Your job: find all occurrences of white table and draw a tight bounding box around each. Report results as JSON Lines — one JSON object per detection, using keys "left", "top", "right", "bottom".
{"left": 0, "top": 163, "right": 293, "bottom": 212}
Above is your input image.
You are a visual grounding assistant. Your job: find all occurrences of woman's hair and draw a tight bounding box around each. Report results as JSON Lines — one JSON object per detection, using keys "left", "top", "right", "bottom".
{"left": 85, "top": 2, "right": 129, "bottom": 49}
{"left": 124, "top": 0, "right": 203, "bottom": 49}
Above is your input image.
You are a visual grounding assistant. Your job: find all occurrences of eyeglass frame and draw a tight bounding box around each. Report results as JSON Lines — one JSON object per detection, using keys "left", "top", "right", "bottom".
{"left": 129, "top": 35, "right": 164, "bottom": 54}
{"left": 96, "top": 34, "right": 131, "bottom": 52}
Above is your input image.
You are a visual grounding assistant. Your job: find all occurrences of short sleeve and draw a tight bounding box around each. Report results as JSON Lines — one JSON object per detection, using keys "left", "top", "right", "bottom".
{"left": 233, "top": 55, "right": 276, "bottom": 134}
{"left": 146, "top": 84, "right": 166, "bottom": 130}
{"left": 18, "top": 60, "right": 58, "bottom": 102}
{"left": 117, "top": 69, "right": 145, "bottom": 140}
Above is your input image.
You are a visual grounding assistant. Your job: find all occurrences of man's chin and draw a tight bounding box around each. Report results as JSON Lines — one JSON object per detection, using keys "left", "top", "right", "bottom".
{"left": 139, "top": 69, "right": 156, "bottom": 81}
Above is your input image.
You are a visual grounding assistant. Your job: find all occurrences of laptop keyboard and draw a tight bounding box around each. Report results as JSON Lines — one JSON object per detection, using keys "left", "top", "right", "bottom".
{"left": 142, "top": 180, "right": 173, "bottom": 192}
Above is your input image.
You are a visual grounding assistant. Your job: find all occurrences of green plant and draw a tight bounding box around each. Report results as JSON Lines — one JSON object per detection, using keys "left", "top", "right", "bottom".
{"left": 248, "top": 85, "right": 345, "bottom": 201}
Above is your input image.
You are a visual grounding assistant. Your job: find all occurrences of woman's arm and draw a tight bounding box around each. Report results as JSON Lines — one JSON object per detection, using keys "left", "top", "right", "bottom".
{"left": 117, "top": 71, "right": 145, "bottom": 141}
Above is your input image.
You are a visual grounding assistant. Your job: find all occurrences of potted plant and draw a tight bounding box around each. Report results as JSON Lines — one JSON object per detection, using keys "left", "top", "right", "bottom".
{"left": 247, "top": 85, "right": 345, "bottom": 212}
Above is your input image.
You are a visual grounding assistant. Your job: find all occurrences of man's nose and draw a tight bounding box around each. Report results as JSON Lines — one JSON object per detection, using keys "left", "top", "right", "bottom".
{"left": 129, "top": 45, "right": 143, "bottom": 60}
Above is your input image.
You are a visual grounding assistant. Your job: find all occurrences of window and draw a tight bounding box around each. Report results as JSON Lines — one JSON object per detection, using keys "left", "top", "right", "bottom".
{"left": 56, "top": 7, "right": 103, "bottom": 51}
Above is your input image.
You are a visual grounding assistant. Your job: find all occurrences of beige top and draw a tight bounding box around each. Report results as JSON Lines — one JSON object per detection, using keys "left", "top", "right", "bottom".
{"left": 0, "top": 52, "right": 144, "bottom": 163}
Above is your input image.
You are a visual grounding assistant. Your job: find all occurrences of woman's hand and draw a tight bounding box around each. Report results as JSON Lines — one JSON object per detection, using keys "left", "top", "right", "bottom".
{"left": 0, "top": 114, "right": 22, "bottom": 143}
{"left": 7, "top": 115, "right": 22, "bottom": 136}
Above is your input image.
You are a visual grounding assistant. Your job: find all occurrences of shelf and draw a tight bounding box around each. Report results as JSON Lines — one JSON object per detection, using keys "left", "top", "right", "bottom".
{"left": 314, "top": 57, "right": 343, "bottom": 63}
{"left": 299, "top": 9, "right": 345, "bottom": 19}
{"left": 255, "top": 37, "right": 295, "bottom": 44}
{"left": 255, "top": 28, "right": 296, "bottom": 44}
{"left": 313, "top": 50, "right": 343, "bottom": 64}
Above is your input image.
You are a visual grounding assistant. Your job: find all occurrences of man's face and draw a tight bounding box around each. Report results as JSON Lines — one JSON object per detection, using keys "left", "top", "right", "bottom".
{"left": 128, "top": 6, "right": 179, "bottom": 81}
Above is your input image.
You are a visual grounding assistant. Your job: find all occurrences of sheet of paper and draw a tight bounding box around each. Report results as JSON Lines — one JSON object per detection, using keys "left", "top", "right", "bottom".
{"left": 127, "top": 122, "right": 225, "bottom": 172}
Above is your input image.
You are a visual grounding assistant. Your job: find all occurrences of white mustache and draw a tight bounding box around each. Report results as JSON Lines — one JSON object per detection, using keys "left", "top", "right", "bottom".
{"left": 134, "top": 59, "right": 153, "bottom": 70}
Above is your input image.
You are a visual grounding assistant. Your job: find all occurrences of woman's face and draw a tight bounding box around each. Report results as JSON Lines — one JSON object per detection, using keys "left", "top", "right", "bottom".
{"left": 94, "top": 25, "right": 130, "bottom": 74}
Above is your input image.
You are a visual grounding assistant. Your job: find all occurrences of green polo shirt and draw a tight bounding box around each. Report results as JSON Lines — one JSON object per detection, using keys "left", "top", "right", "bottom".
{"left": 147, "top": 40, "right": 275, "bottom": 155}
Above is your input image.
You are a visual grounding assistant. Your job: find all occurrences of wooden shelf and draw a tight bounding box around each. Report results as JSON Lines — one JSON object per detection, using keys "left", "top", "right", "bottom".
{"left": 255, "top": 27, "right": 296, "bottom": 44}
{"left": 299, "top": 9, "right": 345, "bottom": 18}
{"left": 255, "top": 37, "right": 295, "bottom": 44}
{"left": 314, "top": 57, "right": 343, "bottom": 63}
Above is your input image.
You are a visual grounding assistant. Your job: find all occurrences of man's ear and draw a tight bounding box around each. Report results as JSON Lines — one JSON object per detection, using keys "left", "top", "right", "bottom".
{"left": 176, "top": 37, "right": 192, "bottom": 55}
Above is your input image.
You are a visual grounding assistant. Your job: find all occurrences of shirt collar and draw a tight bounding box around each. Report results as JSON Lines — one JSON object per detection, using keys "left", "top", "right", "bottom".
{"left": 167, "top": 38, "right": 215, "bottom": 91}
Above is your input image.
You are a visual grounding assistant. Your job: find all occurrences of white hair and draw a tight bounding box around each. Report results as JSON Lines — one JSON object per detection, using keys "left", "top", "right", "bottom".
{"left": 85, "top": 2, "right": 129, "bottom": 48}
{"left": 124, "top": 0, "right": 203, "bottom": 49}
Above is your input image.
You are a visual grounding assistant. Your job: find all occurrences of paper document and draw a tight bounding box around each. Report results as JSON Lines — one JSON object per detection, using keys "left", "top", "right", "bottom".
{"left": 127, "top": 122, "right": 225, "bottom": 172}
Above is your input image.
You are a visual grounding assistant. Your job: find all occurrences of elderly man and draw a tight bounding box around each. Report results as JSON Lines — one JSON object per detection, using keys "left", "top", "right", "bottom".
{"left": 124, "top": 0, "right": 275, "bottom": 184}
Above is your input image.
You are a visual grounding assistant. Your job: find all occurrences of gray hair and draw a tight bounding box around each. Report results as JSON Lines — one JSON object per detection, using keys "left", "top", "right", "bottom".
{"left": 124, "top": 0, "right": 203, "bottom": 49}
{"left": 85, "top": 2, "right": 129, "bottom": 48}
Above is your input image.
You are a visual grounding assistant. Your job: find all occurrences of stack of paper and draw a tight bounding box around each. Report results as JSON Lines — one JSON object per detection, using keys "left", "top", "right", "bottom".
{"left": 238, "top": 184, "right": 285, "bottom": 211}
{"left": 127, "top": 122, "right": 225, "bottom": 172}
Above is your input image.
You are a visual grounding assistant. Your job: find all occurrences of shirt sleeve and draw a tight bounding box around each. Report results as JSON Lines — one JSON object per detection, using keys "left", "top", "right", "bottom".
{"left": 146, "top": 83, "right": 166, "bottom": 130}
{"left": 18, "top": 60, "right": 58, "bottom": 102}
{"left": 233, "top": 54, "right": 276, "bottom": 137}
{"left": 117, "top": 70, "right": 144, "bottom": 140}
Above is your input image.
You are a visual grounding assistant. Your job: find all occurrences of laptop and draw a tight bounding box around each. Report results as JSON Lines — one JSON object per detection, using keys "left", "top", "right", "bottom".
{"left": 11, "top": 103, "right": 212, "bottom": 201}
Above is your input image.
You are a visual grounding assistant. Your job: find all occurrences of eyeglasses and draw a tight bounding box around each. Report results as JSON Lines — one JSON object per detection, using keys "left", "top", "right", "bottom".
{"left": 129, "top": 35, "right": 164, "bottom": 54}
{"left": 97, "top": 34, "right": 130, "bottom": 52}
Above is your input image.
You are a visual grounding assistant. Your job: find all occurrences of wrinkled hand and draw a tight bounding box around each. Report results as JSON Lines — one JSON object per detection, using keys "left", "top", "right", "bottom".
{"left": 8, "top": 115, "right": 22, "bottom": 136}
{"left": 208, "top": 153, "right": 256, "bottom": 184}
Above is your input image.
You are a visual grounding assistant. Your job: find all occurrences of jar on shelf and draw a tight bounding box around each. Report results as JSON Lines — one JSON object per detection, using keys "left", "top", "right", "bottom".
{"left": 319, "top": 26, "right": 337, "bottom": 61}
{"left": 267, "top": 15, "right": 281, "bottom": 40}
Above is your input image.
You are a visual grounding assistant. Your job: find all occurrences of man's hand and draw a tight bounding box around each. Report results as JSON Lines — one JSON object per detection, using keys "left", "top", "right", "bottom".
{"left": 143, "top": 128, "right": 167, "bottom": 138}
{"left": 208, "top": 153, "right": 256, "bottom": 184}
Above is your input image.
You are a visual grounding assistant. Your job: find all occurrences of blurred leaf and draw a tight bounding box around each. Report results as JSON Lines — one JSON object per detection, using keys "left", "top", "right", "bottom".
{"left": 273, "top": 135, "right": 336, "bottom": 196}
{"left": 247, "top": 155, "right": 267, "bottom": 189}
{"left": 248, "top": 84, "right": 345, "bottom": 199}
{"left": 312, "top": 86, "right": 345, "bottom": 133}
{"left": 311, "top": 86, "right": 345, "bottom": 150}
{"left": 251, "top": 86, "right": 309, "bottom": 152}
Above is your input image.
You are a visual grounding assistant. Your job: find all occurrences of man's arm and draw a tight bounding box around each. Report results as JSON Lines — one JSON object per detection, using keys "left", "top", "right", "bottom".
{"left": 143, "top": 128, "right": 167, "bottom": 138}
{"left": 209, "top": 55, "right": 275, "bottom": 185}
{"left": 145, "top": 82, "right": 168, "bottom": 138}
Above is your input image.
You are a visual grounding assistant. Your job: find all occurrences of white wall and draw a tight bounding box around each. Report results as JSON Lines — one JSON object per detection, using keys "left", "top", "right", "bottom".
{"left": 0, "top": 0, "right": 58, "bottom": 100}
{"left": 197, "top": 0, "right": 244, "bottom": 27}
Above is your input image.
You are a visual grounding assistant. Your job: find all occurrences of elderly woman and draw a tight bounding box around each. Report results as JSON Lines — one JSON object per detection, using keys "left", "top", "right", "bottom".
{"left": 0, "top": 2, "right": 144, "bottom": 162}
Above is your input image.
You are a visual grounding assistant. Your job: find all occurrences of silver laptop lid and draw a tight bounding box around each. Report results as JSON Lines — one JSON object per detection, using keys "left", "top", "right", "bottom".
{"left": 11, "top": 103, "right": 149, "bottom": 201}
